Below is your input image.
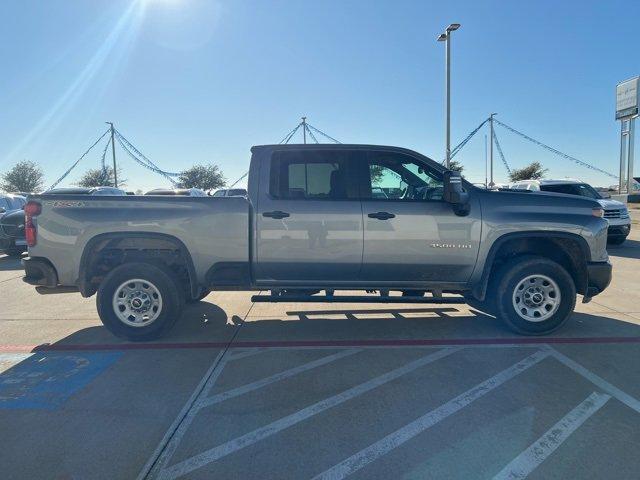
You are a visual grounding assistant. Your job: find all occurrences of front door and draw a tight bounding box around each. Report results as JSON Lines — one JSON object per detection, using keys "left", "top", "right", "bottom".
{"left": 255, "top": 148, "right": 363, "bottom": 283}
{"left": 360, "top": 150, "right": 481, "bottom": 283}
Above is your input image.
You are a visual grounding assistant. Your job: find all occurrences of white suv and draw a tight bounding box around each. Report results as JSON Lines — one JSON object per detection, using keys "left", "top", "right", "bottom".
{"left": 511, "top": 179, "right": 631, "bottom": 244}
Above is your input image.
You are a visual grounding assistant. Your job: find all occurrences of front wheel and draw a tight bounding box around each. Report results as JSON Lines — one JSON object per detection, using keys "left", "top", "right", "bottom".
{"left": 97, "top": 262, "right": 184, "bottom": 341}
{"left": 493, "top": 255, "right": 576, "bottom": 335}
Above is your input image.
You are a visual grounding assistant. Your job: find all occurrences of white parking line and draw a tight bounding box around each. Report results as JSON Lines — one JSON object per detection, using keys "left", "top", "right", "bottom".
{"left": 549, "top": 348, "right": 640, "bottom": 414}
{"left": 137, "top": 351, "right": 228, "bottom": 480}
{"left": 312, "top": 349, "right": 549, "bottom": 480}
{"left": 157, "top": 346, "right": 462, "bottom": 480}
{"left": 493, "top": 391, "right": 610, "bottom": 480}
{"left": 225, "top": 348, "right": 268, "bottom": 362}
{"left": 198, "top": 349, "right": 362, "bottom": 408}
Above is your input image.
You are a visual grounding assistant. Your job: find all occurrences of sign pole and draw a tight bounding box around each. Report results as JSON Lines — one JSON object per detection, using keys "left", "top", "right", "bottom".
{"left": 628, "top": 118, "right": 636, "bottom": 195}
{"left": 620, "top": 121, "right": 627, "bottom": 193}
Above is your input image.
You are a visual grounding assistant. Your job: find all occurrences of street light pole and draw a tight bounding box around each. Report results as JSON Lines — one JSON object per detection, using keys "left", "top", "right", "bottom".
{"left": 437, "top": 23, "right": 460, "bottom": 169}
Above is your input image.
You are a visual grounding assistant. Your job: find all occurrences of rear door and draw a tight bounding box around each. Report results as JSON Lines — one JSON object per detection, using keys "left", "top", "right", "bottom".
{"left": 255, "top": 149, "right": 363, "bottom": 283}
{"left": 359, "top": 150, "right": 481, "bottom": 283}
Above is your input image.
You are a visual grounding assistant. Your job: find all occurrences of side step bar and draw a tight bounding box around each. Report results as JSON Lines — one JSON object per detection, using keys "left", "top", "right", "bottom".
{"left": 251, "top": 294, "right": 467, "bottom": 304}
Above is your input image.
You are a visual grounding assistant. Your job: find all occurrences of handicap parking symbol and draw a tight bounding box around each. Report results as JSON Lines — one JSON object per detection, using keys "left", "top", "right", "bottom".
{"left": 0, "top": 351, "right": 122, "bottom": 410}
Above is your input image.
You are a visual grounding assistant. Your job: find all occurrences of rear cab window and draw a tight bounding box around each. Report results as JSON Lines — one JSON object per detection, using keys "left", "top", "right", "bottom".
{"left": 269, "top": 150, "right": 359, "bottom": 199}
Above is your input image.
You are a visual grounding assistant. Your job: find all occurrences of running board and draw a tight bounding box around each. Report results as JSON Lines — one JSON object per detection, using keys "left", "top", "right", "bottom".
{"left": 251, "top": 294, "right": 467, "bottom": 304}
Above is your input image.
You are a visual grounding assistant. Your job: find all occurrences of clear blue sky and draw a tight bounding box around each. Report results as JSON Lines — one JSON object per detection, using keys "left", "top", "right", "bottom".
{"left": 0, "top": 0, "right": 638, "bottom": 191}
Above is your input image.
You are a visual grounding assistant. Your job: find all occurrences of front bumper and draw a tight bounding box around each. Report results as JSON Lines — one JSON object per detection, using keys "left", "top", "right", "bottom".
{"left": 607, "top": 223, "right": 630, "bottom": 238}
{"left": 584, "top": 260, "right": 612, "bottom": 299}
{"left": 22, "top": 256, "right": 59, "bottom": 287}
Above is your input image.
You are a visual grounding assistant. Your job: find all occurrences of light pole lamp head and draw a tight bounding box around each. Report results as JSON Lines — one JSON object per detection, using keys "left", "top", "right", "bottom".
{"left": 446, "top": 23, "right": 461, "bottom": 32}
{"left": 437, "top": 33, "right": 447, "bottom": 42}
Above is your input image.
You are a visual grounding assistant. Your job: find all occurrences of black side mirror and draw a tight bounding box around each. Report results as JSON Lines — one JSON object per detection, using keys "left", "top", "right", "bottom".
{"left": 0, "top": 207, "right": 5, "bottom": 214}
{"left": 443, "top": 170, "right": 470, "bottom": 216}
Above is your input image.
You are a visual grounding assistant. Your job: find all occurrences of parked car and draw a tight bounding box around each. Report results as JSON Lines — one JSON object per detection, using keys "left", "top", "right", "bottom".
{"left": 23, "top": 144, "right": 611, "bottom": 340}
{"left": 510, "top": 179, "right": 631, "bottom": 244}
{"left": 44, "top": 186, "right": 127, "bottom": 196}
{"left": 145, "top": 188, "right": 207, "bottom": 196}
{"left": 0, "top": 194, "right": 27, "bottom": 256}
{"left": 211, "top": 188, "right": 248, "bottom": 197}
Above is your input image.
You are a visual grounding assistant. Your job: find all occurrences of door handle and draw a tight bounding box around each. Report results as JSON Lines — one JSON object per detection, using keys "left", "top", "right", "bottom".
{"left": 368, "top": 211, "right": 395, "bottom": 220}
{"left": 262, "top": 210, "right": 290, "bottom": 219}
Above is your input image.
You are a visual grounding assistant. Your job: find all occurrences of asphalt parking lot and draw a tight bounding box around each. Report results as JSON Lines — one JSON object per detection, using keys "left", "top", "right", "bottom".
{"left": 1, "top": 220, "right": 640, "bottom": 479}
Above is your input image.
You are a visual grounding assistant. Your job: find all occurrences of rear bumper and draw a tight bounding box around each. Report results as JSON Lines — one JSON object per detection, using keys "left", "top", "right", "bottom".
{"left": 584, "top": 260, "right": 612, "bottom": 298}
{"left": 22, "top": 257, "right": 58, "bottom": 287}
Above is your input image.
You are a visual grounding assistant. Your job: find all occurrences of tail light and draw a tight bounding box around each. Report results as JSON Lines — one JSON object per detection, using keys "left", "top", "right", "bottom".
{"left": 24, "top": 201, "right": 41, "bottom": 247}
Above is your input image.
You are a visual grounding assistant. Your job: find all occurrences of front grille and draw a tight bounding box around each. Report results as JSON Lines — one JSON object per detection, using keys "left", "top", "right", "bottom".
{"left": 604, "top": 209, "right": 621, "bottom": 219}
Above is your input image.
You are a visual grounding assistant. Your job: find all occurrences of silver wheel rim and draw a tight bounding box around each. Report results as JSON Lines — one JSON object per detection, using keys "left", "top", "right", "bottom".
{"left": 112, "top": 278, "right": 163, "bottom": 327}
{"left": 512, "top": 274, "right": 561, "bottom": 322}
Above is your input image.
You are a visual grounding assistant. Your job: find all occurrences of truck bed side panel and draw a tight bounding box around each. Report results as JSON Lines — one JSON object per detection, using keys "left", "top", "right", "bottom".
{"left": 27, "top": 195, "right": 249, "bottom": 287}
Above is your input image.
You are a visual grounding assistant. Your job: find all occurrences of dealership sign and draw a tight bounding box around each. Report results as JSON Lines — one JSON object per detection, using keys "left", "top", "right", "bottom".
{"left": 616, "top": 76, "right": 639, "bottom": 120}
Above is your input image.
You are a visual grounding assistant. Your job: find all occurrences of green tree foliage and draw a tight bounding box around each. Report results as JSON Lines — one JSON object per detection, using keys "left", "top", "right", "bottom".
{"left": 509, "top": 162, "right": 548, "bottom": 182}
{"left": 76, "top": 167, "right": 125, "bottom": 188}
{"left": 0, "top": 160, "right": 44, "bottom": 193}
{"left": 177, "top": 164, "right": 225, "bottom": 191}
{"left": 448, "top": 160, "right": 464, "bottom": 173}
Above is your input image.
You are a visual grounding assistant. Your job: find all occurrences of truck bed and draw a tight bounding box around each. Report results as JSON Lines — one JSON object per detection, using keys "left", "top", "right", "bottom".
{"left": 27, "top": 194, "right": 250, "bottom": 287}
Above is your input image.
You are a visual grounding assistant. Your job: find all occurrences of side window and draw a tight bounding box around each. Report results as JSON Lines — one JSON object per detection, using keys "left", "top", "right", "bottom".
{"left": 0, "top": 198, "right": 10, "bottom": 210}
{"left": 270, "top": 150, "right": 355, "bottom": 199}
{"left": 366, "top": 152, "right": 443, "bottom": 201}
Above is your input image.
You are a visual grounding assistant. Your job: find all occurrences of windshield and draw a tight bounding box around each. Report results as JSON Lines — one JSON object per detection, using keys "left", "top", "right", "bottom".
{"left": 540, "top": 183, "right": 601, "bottom": 199}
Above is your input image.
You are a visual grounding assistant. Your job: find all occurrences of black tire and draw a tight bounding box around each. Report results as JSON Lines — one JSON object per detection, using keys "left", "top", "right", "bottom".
{"left": 607, "top": 236, "right": 627, "bottom": 245}
{"left": 96, "top": 262, "right": 184, "bottom": 341}
{"left": 187, "top": 288, "right": 211, "bottom": 303}
{"left": 492, "top": 255, "right": 576, "bottom": 335}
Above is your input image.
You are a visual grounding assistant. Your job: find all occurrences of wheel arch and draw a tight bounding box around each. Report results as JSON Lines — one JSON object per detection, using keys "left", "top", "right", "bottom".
{"left": 473, "top": 231, "right": 591, "bottom": 300}
{"left": 78, "top": 232, "right": 199, "bottom": 299}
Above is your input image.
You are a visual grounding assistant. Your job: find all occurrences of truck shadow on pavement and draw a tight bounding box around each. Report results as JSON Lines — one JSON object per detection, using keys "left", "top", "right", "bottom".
{"left": 608, "top": 240, "right": 640, "bottom": 260}
{"left": 29, "top": 302, "right": 640, "bottom": 349}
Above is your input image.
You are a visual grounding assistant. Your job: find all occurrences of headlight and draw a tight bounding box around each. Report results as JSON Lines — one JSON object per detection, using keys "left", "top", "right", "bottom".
{"left": 592, "top": 208, "right": 604, "bottom": 218}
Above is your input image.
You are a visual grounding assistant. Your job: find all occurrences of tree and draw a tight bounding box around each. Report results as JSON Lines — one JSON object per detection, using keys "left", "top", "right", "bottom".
{"left": 177, "top": 164, "right": 225, "bottom": 191}
{"left": 76, "top": 166, "right": 125, "bottom": 188}
{"left": 509, "top": 162, "right": 548, "bottom": 182}
{"left": 1, "top": 160, "right": 44, "bottom": 193}
{"left": 448, "top": 160, "right": 464, "bottom": 173}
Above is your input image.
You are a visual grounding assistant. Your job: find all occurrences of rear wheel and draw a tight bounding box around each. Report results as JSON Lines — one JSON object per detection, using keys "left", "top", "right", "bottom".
{"left": 493, "top": 255, "right": 575, "bottom": 335}
{"left": 97, "top": 262, "right": 184, "bottom": 341}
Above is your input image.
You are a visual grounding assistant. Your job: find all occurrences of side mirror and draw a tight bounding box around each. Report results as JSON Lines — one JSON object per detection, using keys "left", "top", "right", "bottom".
{"left": 443, "top": 171, "right": 470, "bottom": 216}
{"left": 0, "top": 207, "right": 5, "bottom": 214}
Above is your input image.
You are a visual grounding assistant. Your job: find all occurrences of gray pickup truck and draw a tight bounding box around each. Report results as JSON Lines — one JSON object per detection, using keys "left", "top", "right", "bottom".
{"left": 22, "top": 144, "right": 612, "bottom": 340}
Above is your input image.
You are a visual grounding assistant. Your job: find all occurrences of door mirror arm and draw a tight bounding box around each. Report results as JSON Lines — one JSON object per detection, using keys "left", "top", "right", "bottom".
{"left": 443, "top": 171, "right": 470, "bottom": 216}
